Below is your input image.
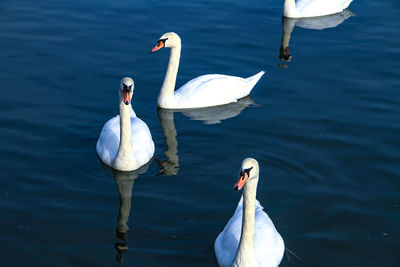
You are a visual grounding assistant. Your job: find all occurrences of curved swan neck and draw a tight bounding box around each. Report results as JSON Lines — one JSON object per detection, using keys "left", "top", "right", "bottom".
{"left": 233, "top": 176, "right": 259, "bottom": 267}
{"left": 158, "top": 45, "right": 181, "bottom": 107}
{"left": 114, "top": 101, "right": 134, "bottom": 168}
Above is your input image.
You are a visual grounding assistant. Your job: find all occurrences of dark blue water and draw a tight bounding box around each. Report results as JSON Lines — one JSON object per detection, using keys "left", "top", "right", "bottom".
{"left": 0, "top": 0, "right": 399, "bottom": 266}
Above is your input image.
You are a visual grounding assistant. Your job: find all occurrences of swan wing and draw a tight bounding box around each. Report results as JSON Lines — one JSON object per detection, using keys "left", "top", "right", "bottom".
{"left": 96, "top": 115, "right": 121, "bottom": 167}
{"left": 254, "top": 200, "right": 285, "bottom": 267}
{"left": 296, "top": 0, "right": 353, "bottom": 17}
{"left": 175, "top": 74, "right": 244, "bottom": 108}
{"left": 175, "top": 72, "right": 263, "bottom": 109}
{"left": 131, "top": 116, "right": 155, "bottom": 166}
{"left": 215, "top": 197, "right": 244, "bottom": 267}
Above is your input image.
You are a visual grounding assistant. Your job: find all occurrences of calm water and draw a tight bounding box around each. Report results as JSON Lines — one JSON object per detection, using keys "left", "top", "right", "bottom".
{"left": 0, "top": 0, "right": 399, "bottom": 266}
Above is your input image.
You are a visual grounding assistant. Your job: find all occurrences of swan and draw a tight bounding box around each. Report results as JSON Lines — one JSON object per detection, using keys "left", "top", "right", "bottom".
{"left": 96, "top": 77, "right": 155, "bottom": 171}
{"left": 150, "top": 32, "right": 265, "bottom": 109}
{"left": 283, "top": 0, "right": 353, "bottom": 18}
{"left": 215, "top": 158, "right": 284, "bottom": 267}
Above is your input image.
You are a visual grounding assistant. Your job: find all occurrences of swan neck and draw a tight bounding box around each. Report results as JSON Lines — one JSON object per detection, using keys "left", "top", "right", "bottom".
{"left": 114, "top": 102, "right": 134, "bottom": 166}
{"left": 233, "top": 177, "right": 258, "bottom": 267}
{"left": 158, "top": 45, "right": 181, "bottom": 107}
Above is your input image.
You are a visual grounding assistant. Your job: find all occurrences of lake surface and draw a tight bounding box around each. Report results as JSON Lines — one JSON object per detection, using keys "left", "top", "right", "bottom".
{"left": 0, "top": 0, "right": 399, "bottom": 266}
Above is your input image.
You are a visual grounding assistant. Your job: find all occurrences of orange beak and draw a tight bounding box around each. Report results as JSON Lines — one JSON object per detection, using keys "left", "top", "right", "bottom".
{"left": 123, "top": 90, "right": 131, "bottom": 105}
{"left": 234, "top": 172, "right": 249, "bottom": 191}
{"left": 150, "top": 40, "right": 165, "bottom": 53}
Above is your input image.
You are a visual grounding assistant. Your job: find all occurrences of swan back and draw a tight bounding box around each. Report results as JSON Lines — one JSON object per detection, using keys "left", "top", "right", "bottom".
{"left": 173, "top": 71, "right": 264, "bottom": 109}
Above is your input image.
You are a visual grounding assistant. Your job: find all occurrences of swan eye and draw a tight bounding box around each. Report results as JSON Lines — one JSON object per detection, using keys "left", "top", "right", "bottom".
{"left": 158, "top": 38, "right": 168, "bottom": 46}
{"left": 123, "top": 84, "right": 133, "bottom": 91}
{"left": 240, "top": 167, "right": 253, "bottom": 179}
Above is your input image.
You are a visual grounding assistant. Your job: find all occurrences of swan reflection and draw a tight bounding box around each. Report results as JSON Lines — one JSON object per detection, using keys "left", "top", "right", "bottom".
{"left": 156, "top": 107, "right": 180, "bottom": 176}
{"left": 156, "top": 96, "right": 256, "bottom": 175}
{"left": 279, "top": 9, "right": 355, "bottom": 63}
{"left": 112, "top": 163, "right": 149, "bottom": 263}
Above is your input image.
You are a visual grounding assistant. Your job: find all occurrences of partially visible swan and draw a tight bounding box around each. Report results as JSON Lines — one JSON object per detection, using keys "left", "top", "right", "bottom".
{"left": 150, "top": 32, "right": 264, "bottom": 109}
{"left": 215, "top": 158, "right": 284, "bottom": 267}
{"left": 280, "top": 9, "right": 355, "bottom": 62}
{"left": 96, "top": 78, "right": 155, "bottom": 171}
{"left": 283, "top": 0, "right": 353, "bottom": 18}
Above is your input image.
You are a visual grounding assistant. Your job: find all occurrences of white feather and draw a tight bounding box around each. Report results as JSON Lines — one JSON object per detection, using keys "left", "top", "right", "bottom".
{"left": 283, "top": 0, "right": 353, "bottom": 18}
{"left": 215, "top": 197, "right": 285, "bottom": 267}
{"left": 173, "top": 72, "right": 265, "bottom": 109}
{"left": 96, "top": 113, "right": 154, "bottom": 169}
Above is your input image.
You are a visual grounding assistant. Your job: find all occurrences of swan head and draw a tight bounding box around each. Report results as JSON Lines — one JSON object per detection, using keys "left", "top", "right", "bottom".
{"left": 119, "top": 77, "right": 134, "bottom": 105}
{"left": 150, "top": 32, "right": 181, "bottom": 53}
{"left": 234, "top": 158, "right": 259, "bottom": 191}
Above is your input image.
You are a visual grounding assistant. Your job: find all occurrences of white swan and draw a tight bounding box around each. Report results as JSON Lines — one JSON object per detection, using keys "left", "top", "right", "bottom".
{"left": 150, "top": 32, "right": 265, "bottom": 109}
{"left": 96, "top": 77, "right": 155, "bottom": 171}
{"left": 215, "top": 158, "right": 284, "bottom": 267}
{"left": 283, "top": 0, "right": 353, "bottom": 18}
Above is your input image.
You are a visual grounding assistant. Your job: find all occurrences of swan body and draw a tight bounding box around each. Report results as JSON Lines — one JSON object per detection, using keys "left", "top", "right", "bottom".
{"left": 96, "top": 78, "right": 155, "bottom": 171}
{"left": 283, "top": 0, "right": 353, "bottom": 18}
{"left": 151, "top": 32, "right": 264, "bottom": 109}
{"left": 215, "top": 158, "right": 284, "bottom": 267}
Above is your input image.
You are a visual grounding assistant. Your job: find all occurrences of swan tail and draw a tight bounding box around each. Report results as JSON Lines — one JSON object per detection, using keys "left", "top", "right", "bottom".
{"left": 246, "top": 70, "right": 265, "bottom": 88}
